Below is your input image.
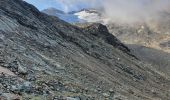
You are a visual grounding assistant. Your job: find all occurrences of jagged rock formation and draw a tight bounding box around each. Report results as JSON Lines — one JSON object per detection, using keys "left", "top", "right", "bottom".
{"left": 0, "top": 0, "right": 170, "bottom": 99}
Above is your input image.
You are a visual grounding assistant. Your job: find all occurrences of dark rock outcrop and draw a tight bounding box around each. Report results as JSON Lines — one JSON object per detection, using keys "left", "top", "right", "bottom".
{"left": 83, "top": 23, "right": 131, "bottom": 53}
{"left": 160, "top": 41, "right": 170, "bottom": 48}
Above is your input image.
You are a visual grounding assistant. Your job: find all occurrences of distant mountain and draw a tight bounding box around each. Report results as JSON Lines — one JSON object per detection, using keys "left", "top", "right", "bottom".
{"left": 42, "top": 8, "right": 105, "bottom": 23}
{"left": 42, "top": 7, "right": 65, "bottom": 15}
{"left": 42, "top": 8, "right": 84, "bottom": 23}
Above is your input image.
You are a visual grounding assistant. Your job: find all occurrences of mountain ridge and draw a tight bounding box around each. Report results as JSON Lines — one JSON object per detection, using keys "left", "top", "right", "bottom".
{"left": 42, "top": 7, "right": 170, "bottom": 53}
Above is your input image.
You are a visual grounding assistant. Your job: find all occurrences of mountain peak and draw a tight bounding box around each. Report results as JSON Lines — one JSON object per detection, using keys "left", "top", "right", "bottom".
{"left": 42, "top": 7, "right": 65, "bottom": 15}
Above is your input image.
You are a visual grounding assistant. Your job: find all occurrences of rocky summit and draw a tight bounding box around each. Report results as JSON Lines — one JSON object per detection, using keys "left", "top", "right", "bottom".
{"left": 0, "top": 0, "right": 170, "bottom": 100}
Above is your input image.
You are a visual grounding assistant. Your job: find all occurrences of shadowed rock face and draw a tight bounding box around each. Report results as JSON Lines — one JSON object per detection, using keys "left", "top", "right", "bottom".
{"left": 128, "top": 44, "right": 170, "bottom": 76}
{"left": 82, "top": 23, "right": 131, "bottom": 53}
{"left": 0, "top": 0, "right": 170, "bottom": 99}
{"left": 160, "top": 41, "right": 170, "bottom": 48}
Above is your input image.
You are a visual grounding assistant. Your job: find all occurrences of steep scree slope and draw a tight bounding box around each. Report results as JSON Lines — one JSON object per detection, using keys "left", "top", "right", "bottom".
{"left": 0, "top": 0, "right": 170, "bottom": 99}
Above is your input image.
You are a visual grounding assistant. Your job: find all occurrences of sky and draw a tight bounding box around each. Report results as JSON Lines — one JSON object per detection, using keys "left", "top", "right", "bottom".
{"left": 24, "top": 0, "right": 94, "bottom": 12}
{"left": 24, "top": 0, "right": 63, "bottom": 11}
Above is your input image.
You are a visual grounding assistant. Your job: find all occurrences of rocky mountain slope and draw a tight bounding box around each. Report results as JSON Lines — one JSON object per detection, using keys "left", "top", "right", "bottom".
{"left": 128, "top": 44, "right": 170, "bottom": 76}
{"left": 66, "top": 8, "right": 170, "bottom": 79}
{"left": 0, "top": 0, "right": 170, "bottom": 99}
{"left": 107, "top": 24, "right": 170, "bottom": 75}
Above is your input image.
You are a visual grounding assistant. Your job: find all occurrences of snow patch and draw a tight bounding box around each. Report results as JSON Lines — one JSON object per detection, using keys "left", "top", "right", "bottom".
{"left": 74, "top": 10, "right": 101, "bottom": 22}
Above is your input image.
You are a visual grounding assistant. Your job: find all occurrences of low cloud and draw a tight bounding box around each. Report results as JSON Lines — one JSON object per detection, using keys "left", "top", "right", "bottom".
{"left": 102, "top": 0, "right": 170, "bottom": 24}
{"left": 57, "top": 0, "right": 170, "bottom": 24}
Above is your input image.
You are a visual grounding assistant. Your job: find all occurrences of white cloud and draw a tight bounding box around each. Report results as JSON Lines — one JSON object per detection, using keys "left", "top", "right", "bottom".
{"left": 55, "top": 0, "right": 170, "bottom": 23}
{"left": 56, "top": 0, "right": 100, "bottom": 12}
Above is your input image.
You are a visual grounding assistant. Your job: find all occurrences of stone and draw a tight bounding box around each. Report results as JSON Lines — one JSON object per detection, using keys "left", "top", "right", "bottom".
{"left": 17, "top": 62, "right": 27, "bottom": 75}
{"left": 109, "top": 88, "right": 114, "bottom": 93}
{"left": 1, "top": 93, "right": 20, "bottom": 100}
{"left": 66, "top": 97, "right": 80, "bottom": 100}
{"left": 103, "top": 93, "right": 110, "bottom": 98}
